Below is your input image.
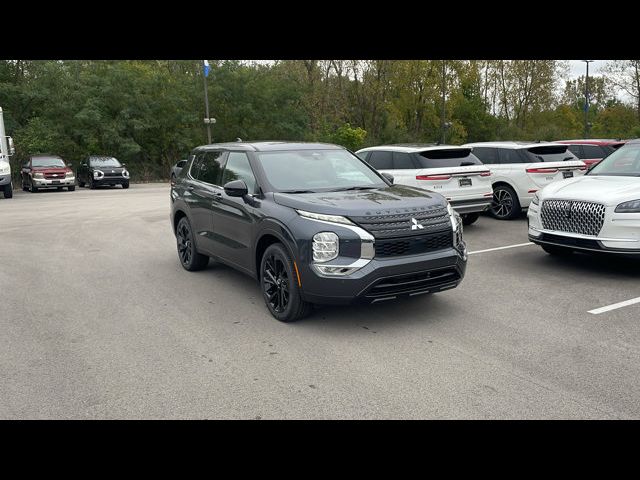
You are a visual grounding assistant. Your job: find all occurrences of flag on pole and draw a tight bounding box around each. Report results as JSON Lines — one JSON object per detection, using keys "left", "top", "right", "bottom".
{"left": 203, "top": 60, "right": 211, "bottom": 78}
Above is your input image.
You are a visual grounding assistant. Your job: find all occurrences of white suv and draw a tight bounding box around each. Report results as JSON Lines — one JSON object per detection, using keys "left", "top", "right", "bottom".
{"left": 462, "top": 141, "right": 586, "bottom": 220}
{"left": 356, "top": 144, "right": 493, "bottom": 225}
{"left": 528, "top": 139, "right": 640, "bottom": 256}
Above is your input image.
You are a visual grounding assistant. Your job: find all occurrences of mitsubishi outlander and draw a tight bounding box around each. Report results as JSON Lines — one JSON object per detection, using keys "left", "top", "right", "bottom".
{"left": 170, "top": 142, "right": 467, "bottom": 322}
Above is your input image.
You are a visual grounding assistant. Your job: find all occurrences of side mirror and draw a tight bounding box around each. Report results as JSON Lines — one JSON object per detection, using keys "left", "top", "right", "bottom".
{"left": 121, "top": 163, "right": 126, "bottom": 167}
{"left": 381, "top": 172, "right": 394, "bottom": 184}
{"left": 67, "top": 162, "right": 73, "bottom": 167}
{"left": 224, "top": 179, "right": 248, "bottom": 197}
{"left": 7, "top": 137, "right": 15, "bottom": 156}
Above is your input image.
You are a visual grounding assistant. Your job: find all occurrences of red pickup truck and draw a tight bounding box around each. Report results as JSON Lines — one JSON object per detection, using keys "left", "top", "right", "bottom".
{"left": 20, "top": 154, "right": 76, "bottom": 192}
{"left": 554, "top": 139, "right": 627, "bottom": 168}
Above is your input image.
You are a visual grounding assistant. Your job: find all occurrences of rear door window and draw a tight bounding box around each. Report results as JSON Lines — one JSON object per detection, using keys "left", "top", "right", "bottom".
{"left": 415, "top": 148, "right": 482, "bottom": 168}
{"left": 470, "top": 147, "right": 499, "bottom": 164}
{"left": 367, "top": 150, "right": 394, "bottom": 170}
{"left": 498, "top": 149, "right": 526, "bottom": 164}
{"left": 582, "top": 145, "right": 606, "bottom": 158}
{"left": 392, "top": 152, "right": 417, "bottom": 169}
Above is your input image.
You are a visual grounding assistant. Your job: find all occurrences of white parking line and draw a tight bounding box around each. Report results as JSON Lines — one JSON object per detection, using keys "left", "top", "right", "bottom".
{"left": 588, "top": 297, "right": 640, "bottom": 315}
{"left": 468, "top": 242, "right": 534, "bottom": 255}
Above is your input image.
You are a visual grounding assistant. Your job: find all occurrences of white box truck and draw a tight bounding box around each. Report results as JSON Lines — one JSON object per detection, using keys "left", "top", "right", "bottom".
{"left": 0, "top": 107, "right": 15, "bottom": 198}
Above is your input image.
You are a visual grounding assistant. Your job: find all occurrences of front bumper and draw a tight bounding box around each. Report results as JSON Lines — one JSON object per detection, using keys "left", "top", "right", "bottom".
{"left": 33, "top": 177, "right": 75, "bottom": 187}
{"left": 300, "top": 246, "right": 467, "bottom": 305}
{"left": 93, "top": 176, "right": 129, "bottom": 185}
{"left": 0, "top": 174, "right": 11, "bottom": 186}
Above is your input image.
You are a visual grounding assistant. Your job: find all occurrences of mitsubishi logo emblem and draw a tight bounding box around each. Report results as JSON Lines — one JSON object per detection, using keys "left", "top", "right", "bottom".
{"left": 411, "top": 218, "right": 424, "bottom": 231}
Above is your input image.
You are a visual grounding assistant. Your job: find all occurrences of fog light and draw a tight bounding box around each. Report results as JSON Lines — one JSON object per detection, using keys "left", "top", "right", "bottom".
{"left": 312, "top": 232, "right": 339, "bottom": 263}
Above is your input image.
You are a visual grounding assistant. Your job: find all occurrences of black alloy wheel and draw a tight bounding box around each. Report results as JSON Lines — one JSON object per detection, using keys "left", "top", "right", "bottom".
{"left": 260, "top": 243, "right": 311, "bottom": 322}
{"left": 176, "top": 217, "right": 208, "bottom": 271}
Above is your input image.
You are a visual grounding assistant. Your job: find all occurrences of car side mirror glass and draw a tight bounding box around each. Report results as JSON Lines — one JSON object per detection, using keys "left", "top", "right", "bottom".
{"left": 67, "top": 162, "right": 72, "bottom": 167}
{"left": 7, "top": 137, "right": 15, "bottom": 156}
{"left": 224, "top": 179, "right": 248, "bottom": 197}
{"left": 381, "top": 172, "right": 394, "bottom": 184}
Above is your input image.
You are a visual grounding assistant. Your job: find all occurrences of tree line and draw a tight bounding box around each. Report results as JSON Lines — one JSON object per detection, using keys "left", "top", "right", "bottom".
{"left": 1, "top": 60, "right": 639, "bottom": 181}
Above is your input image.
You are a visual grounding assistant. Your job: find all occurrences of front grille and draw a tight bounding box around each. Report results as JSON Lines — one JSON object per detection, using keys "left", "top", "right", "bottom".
{"left": 44, "top": 173, "right": 65, "bottom": 179}
{"left": 350, "top": 206, "right": 450, "bottom": 239}
{"left": 364, "top": 268, "right": 461, "bottom": 299}
{"left": 103, "top": 171, "right": 122, "bottom": 177}
{"left": 375, "top": 230, "right": 453, "bottom": 258}
{"left": 540, "top": 200, "right": 605, "bottom": 236}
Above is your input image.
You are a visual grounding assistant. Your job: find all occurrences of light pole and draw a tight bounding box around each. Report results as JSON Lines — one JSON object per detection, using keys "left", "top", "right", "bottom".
{"left": 202, "top": 60, "right": 213, "bottom": 144}
{"left": 440, "top": 60, "right": 446, "bottom": 144}
{"left": 582, "top": 60, "right": 594, "bottom": 139}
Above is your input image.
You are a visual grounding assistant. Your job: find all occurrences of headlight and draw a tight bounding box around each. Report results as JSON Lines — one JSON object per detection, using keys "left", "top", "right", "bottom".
{"left": 93, "top": 170, "right": 104, "bottom": 179}
{"left": 65, "top": 171, "right": 74, "bottom": 178}
{"left": 615, "top": 199, "right": 640, "bottom": 213}
{"left": 122, "top": 169, "right": 130, "bottom": 178}
{"left": 297, "top": 209, "right": 355, "bottom": 226}
{"left": 0, "top": 167, "right": 8, "bottom": 174}
{"left": 531, "top": 193, "right": 540, "bottom": 206}
{"left": 312, "top": 232, "right": 339, "bottom": 263}
{"left": 33, "top": 172, "right": 44, "bottom": 179}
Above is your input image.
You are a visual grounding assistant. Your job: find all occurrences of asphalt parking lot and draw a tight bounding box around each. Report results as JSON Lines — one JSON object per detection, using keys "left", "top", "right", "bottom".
{"left": 1, "top": 183, "right": 639, "bottom": 419}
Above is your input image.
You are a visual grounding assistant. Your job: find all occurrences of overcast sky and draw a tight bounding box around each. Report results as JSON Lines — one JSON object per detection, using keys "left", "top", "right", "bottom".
{"left": 566, "top": 60, "right": 608, "bottom": 78}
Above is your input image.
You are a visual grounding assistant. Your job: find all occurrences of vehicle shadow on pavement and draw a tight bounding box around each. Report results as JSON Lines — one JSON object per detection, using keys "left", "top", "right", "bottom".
{"left": 198, "top": 260, "right": 459, "bottom": 330}
{"left": 533, "top": 251, "right": 640, "bottom": 279}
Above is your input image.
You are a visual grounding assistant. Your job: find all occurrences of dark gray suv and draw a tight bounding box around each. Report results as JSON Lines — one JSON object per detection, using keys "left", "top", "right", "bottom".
{"left": 170, "top": 141, "right": 467, "bottom": 322}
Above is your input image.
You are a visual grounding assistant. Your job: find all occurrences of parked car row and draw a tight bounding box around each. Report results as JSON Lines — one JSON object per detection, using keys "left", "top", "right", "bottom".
{"left": 16, "top": 154, "right": 130, "bottom": 193}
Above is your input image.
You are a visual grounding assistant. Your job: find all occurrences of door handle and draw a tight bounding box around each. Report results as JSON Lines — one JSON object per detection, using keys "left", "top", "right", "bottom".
{"left": 187, "top": 185, "right": 195, "bottom": 191}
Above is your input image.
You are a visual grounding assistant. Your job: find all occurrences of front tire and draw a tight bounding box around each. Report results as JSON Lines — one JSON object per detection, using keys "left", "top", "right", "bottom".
{"left": 260, "top": 243, "right": 312, "bottom": 323}
{"left": 541, "top": 244, "right": 574, "bottom": 256}
{"left": 122, "top": 181, "right": 129, "bottom": 189}
{"left": 30, "top": 180, "right": 38, "bottom": 193}
{"left": 68, "top": 186, "right": 75, "bottom": 191}
{"left": 3, "top": 183, "right": 13, "bottom": 199}
{"left": 89, "top": 179, "right": 96, "bottom": 189}
{"left": 490, "top": 185, "right": 521, "bottom": 220}
{"left": 461, "top": 212, "right": 479, "bottom": 226}
{"left": 176, "top": 217, "right": 209, "bottom": 271}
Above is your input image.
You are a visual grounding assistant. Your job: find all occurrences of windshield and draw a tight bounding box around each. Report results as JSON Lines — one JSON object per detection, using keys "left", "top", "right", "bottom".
{"left": 32, "top": 157, "right": 66, "bottom": 168}
{"left": 90, "top": 157, "right": 122, "bottom": 167}
{"left": 257, "top": 149, "right": 387, "bottom": 192}
{"left": 588, "top": 143, "right": 640, "bottom": 177}
{"left": 525, "top": 145, "right": 576, "bottom": 162}
{"left": 416, "top": 148, "right": 482, "bottom": 168}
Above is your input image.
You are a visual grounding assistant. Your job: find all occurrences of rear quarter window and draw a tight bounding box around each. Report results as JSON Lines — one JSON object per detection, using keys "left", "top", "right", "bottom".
{"left": 470, "top": 147, "right": 499, "bottom": 164}
{"left": 367, "top": 150, "right": 393, "bottom": 170}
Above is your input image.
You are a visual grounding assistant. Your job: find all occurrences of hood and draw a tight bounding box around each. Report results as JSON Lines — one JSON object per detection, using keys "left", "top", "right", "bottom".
{"left": 273, "top": 184, "right": 448, "bottom": 216}
{"left": 32, "top": 166, "right": 71, "bottom": 174}
{"left": 540, "top": 175, "right": 640, "bottom": 206}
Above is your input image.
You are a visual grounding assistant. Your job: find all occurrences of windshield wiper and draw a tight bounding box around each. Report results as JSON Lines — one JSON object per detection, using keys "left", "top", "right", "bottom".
{"left": 332, "top": 186, "right": 378, "bottom": 192}
{"left": 281, "top": 190, "right": 317, "bottom": 194}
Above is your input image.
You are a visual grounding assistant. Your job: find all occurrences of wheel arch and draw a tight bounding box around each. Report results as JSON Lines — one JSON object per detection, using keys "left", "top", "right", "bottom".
{"left": 254, "top": 224, "right": 299, "bottom": 281}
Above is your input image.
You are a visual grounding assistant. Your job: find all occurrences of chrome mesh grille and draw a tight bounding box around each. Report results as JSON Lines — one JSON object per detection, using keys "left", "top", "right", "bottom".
{"left": 540, "top": 200, "right": 605, "bottom": 236}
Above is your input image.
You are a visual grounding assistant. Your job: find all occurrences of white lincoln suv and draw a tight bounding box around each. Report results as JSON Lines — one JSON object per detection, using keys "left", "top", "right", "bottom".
{"left": 356, "top": 144, "right": 493, "bottom": 225}
{"left": 462, "top": 141, "right": 586, "bottom": 220}
{"left": 528, "top": 139, "right": 640, "bottom": 256}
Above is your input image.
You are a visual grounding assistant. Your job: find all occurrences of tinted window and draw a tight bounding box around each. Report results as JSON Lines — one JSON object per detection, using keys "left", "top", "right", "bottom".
{"left": 392, "top": 152, "right": 416, "bottom": 169}
{"left": 198, "top": 151, "right": 225, "bottom": 185}
{"left": 471, "top": 147, "right": 499, "bottom": 164}
{"left": 89, "top": 157, "right": 122, "bottom": 167}
{"left": 582, "top": 145, "right": 606, "bottom": 158}
{"left": 567, "top": 145, "right": 583, "bottom": 158}
{"left": 189, "top": 153, "right": 205, "bottom": 180}
{"left": 177, "top": 160, "right": 187, "bottom": 168}
{"left": 367, "top": 150, "right": 393, "bottom": 170}
{"left": 525, "top": 145, "right": 576, "bottom": 162}
{"left": 416, "top": 148, "right": 482, "bottom": 168}
{"left": 498, "top": 149, "right": 525, "bottom": 164}
{"left": 221, "top": 152, "right": 257, "bottom": 194}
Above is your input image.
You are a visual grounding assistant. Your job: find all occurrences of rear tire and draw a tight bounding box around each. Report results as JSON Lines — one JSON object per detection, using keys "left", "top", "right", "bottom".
{"left": 541, "top": 244, "right": 573, "bottom": 256}
{"left": 461, "top": 212, "right": 480, "bottom": 226}
{"left": 3, "top": 183, "right": 13, "bottom": 199}
{"left": 176, "top": 217, "right": 209, "bottom": 271}
{"left": 260, "top": 243, "right": 312, "bottom": 323}
{"left": 490, "top": 185, "right": 521, "bottom": 220}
